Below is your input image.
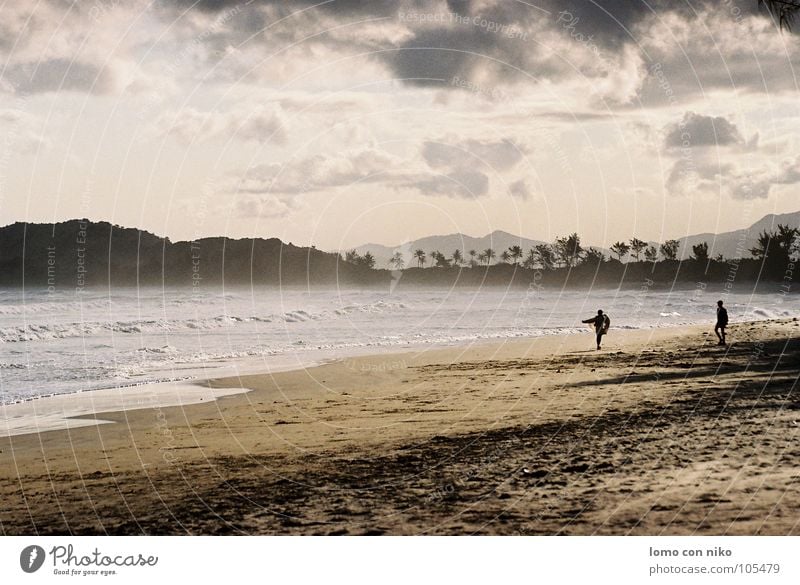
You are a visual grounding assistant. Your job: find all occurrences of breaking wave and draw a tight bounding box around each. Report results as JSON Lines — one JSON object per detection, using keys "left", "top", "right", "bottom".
{"left": 0, "top": 299, "right": 411, "bottom": 343}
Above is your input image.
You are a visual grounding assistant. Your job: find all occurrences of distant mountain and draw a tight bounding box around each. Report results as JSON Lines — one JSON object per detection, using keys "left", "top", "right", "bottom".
{"left": 349, "top": 230, "right": 548, "bottom": 268}
{"left": 676, "top": 211, "right": 800, "bottom": 260}
{"left": 0, "top": 220, "right": 384, "bottom": 288}
{"left": 347, "top": 211, "right": 800, "bottom": 266}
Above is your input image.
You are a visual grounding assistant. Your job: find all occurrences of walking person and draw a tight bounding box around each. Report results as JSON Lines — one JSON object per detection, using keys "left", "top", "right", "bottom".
{"left": 582, "top": 309, "right": 611, "bottom": 350}
{"left": 715, "top": 300, "right": 728, "bottom": 346}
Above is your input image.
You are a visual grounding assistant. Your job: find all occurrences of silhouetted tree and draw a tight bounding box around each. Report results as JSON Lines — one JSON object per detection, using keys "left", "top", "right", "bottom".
{"left": 452, "top": 249, "right": 463, "bottom": 266}
{"left": 508, "top": 245, "right": 523, "bottom": 266}
{"left": 644, "top": 245, "right": 658, "bottom": 263}
{"left": 534, "top": 244, "right": 555, "bottom": 270}
{"left": 523, "top": 248, "right": 537, "bottom": 269}
{"left": 361, "top": 251, "right": 376, "bottom": 269}
{"left": 345, "top": 250, "right": 359, "bottom": 264}
{"left": 554, "top": 233, "right": 583, "bottom": 267}
{"left": 610, "top": 241, "right": 630, "bottom": 262}
{"left": 433, "top": 251, "right": 451, "bottom": 267}
{"left": 776, "top": 223, "right": 800, "bottom": 255}
{"left": 483, "top": 248, "right": 496, "bottom": 265}
{"left": 500, "top": 250, "right": 511, "bottom": 263}
{"left": 583, "top": 247, "right": 605, "bottom": 266}
{"left": 691, "top": 241, "right": 709, "bottom": 263}
{"left": 630, "top": 237, "right": 648, "bottom": 261}
{"left": 660, "top": 239, "right": 680, "bottom": 261}
{"left": 389, "top": 252, "right": 405, "bottom": 270}
{"left": 761, "top": 0, "right": 800, "bottom": 29}
{"left": 414, "top": 249, "right": 426, "bottom": 268}
{"left": 749, "top": 224, "right": 799, "bottom": 276}
{"left": 468, "top": 249, "right": 477, "bottom": 267}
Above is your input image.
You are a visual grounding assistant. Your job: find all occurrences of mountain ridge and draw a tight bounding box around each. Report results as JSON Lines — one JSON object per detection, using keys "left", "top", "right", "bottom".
{"left": 343, "top": 211, "right": 800, "bottom": 267}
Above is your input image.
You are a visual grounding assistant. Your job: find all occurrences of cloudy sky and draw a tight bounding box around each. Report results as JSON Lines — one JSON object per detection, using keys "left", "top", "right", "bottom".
{"left": 2, "top": 0, "right": 800, "bottom": 250}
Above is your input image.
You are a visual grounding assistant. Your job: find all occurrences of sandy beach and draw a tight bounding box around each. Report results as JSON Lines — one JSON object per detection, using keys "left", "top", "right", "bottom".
{"left": 1, "top": 319, "right": 799, "bottom": 535}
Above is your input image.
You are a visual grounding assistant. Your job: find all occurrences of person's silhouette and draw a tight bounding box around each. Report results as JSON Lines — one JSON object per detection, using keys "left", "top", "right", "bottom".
{"left": 715, "top": 300, "right": 728, "bottom": 346}
{"left": 582, "top": 309, "right": 610, "bottom": 350}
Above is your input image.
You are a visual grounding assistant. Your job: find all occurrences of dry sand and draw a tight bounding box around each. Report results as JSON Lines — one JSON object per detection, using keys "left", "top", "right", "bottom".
{"left": 1, "top": 319, "right": 799, "bottom": 535}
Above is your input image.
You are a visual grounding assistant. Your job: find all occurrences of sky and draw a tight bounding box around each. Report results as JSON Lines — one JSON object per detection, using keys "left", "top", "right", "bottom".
{"left": 1, "top": 0, "right": 800, "bottom": 251}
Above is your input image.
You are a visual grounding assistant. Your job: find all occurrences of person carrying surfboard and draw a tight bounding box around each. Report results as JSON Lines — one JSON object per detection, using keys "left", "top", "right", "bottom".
{"left": 582, "top": 309, "right": 610, "bottom": 350}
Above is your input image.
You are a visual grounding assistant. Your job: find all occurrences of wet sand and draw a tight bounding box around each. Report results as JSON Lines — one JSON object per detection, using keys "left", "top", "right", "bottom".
{"left": 1, "top": 319, "right": 799, "bottom": 535}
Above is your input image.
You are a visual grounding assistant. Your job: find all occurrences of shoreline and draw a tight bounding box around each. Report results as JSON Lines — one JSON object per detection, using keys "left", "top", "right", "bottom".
{"left": 2, "top": 322, "right": 703, "bottom": 438}
{"left": 1, "top": 318, "right": 798, "bottom": 534}
{"left": 0, "top": 381, "right": 254, "bottom": 438}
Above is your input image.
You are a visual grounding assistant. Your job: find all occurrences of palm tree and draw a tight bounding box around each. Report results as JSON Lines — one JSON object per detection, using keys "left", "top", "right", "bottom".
{"left": 533, "top": 243, "right": 555, "bottom": 270}
{"left": 477, "top": 251, "right": 488, "bottom": 265}
{"left": 483, "top": 248, "right": 496, "bottom": 265}
{"left": 644, "top": 245, "right": 658, "bottom": 263}
{"left": 508, "top": 245, "right": 523, "bottom": 266}
{"left": 468, "top": 249, "right": 477, "bottom": 266}
{"left": 761, "top": 0, "right": 800, "bottom": 29}
{"left": 584, "top": 247, "right": 605, "bottom": 265}
{"left": 452, "top": 249, "right": 463, "bottom": 266}
{"left": 523, "top": 248, "right": 537, "bottom": 269}
{"left": 388, "top": 252, "right": 405, "bottom": 270}
{"left": 609, "top": 241, "right": 630, "bottom": 262}
{"left": 361, "top": 251, "right": 375, "bottom": 269}
{"left": 414, "top": 249, "right": 426, "bottom": 268}
{"left": 629, "top": 237, "right": 647, "bottom": 262}
{"left": 554, "top": 233, "right": 583, "bottom": 268}
{"left": 500, "top": 250, "right": 511, "bottom": 263}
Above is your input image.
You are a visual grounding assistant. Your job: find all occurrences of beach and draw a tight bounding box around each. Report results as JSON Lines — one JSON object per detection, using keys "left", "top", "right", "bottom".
{"left": 1, "top": 319, "right": 798, "bottom": 535}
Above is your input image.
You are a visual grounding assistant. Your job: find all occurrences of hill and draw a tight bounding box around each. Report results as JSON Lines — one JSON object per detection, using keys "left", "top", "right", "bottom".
{"left": 0, "top": 220, "right": 385, "bottom": 288}
{"left": 677, "top": 211, "right": 800, "bottom": 260}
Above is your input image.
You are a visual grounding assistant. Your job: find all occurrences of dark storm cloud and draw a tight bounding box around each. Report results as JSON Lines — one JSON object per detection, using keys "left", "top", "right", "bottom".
{"left": 400, "top": 1, "right": 766, "bottom": 91}
{"left": 386, "top": 26, "right": 522, "bottom": 87}
{"left": 156, "top": 0, "right": 781, "bottom": 97}
{"left": 542, "top": 1, "right": 758, "bottom": 48}
{"left": 161, "top": 0, "right": 414, "bottom": 17}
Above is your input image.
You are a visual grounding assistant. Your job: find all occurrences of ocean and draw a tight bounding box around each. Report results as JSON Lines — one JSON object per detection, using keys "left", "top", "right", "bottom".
{"left": 1, "top": 286, "right": 797, "bottom": 404}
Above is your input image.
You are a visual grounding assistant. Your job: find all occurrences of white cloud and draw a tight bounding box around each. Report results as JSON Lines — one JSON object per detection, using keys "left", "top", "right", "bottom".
{"left": 411, "top": 167, "right": 490, "bottom": 199}
{"left": 157, "top": 105, "right": 288, "bottom": 145}
{"left": 666, "top": 154, "right": 800, "bottom": 200}
{"left": 0, "top": 109, "right": 52, "bottom": 154}
{"left": 234, "top": 193, "right": 299, "bottom": 219}
{"left": 229, "top": 147, "right": 404, "bottom": 195}
{"left": 422, "top": 137, "right": 527, "bottom": 171}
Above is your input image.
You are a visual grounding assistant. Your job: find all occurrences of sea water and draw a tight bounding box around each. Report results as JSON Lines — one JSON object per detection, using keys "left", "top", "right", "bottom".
{"left": 1, "top": 286, "right": 797, "bottom": 404}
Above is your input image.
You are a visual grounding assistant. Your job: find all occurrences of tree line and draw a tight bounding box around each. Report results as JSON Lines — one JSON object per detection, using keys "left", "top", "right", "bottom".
{"left": 341, "top": 224, "right": 799, "bottom": 277}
